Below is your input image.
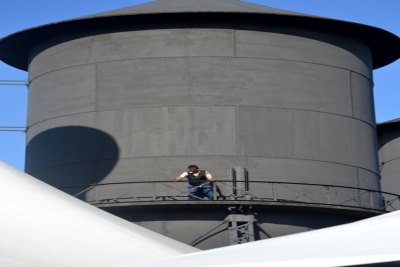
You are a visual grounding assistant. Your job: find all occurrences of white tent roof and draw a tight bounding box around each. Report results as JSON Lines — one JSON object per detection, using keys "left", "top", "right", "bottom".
{"left": 1, "top": 160, "right": 399, "bottom": 267}
{"left": 0, "top": 161, "right": 198, "bottom": 267}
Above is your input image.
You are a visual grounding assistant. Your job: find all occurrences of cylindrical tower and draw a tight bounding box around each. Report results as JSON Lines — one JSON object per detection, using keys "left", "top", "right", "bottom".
{"left": 1, "top": 0, "right": 400, "bottom": 249}
{"left": 378, "top": 119, "right": 400, "bottom": 195}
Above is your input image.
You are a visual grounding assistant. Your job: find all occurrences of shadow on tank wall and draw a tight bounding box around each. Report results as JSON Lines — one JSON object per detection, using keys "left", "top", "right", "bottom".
{"left": 25, "top": 126, "right": 120, "bottom": 200}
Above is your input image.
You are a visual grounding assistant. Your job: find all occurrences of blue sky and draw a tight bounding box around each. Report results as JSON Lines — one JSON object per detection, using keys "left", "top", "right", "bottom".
{"left": 0, "top": 0, "right": 399, "bottom": 170}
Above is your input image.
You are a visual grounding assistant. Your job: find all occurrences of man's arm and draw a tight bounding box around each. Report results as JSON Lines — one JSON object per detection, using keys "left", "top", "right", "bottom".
{"left": 174, "top": 172, "right": 188, "bottom": 181}
{"left": 205, "top": 171, "right": 214, "bottom": 181}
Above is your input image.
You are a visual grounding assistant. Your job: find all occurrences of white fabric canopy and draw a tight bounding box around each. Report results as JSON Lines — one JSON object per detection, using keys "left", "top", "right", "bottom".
{"left": 0, "top": 161, "right": 198, "bottom": 267}
{"left": 1, "top": 160, "right": 399, "bottom": 267}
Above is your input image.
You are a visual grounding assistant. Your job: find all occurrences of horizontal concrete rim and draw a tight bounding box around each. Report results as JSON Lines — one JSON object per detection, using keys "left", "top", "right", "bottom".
{"left": 97, "top": 200, "right": 386, "bottom": 218}
{"left": 1, "top": 12, "right": 399, "bottom": 71}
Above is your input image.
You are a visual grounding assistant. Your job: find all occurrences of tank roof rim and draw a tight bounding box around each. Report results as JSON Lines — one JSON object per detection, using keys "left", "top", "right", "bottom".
{"left": 377, "top": 118, "right": 400, "bottom": 129}
{"left": 1, "top": 11, "right": 399, "bottom": 71}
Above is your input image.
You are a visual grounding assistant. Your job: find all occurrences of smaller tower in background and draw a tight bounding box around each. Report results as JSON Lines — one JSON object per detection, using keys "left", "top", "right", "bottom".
{"left": 378, "top": 119, "right": 400, "bottom": 196}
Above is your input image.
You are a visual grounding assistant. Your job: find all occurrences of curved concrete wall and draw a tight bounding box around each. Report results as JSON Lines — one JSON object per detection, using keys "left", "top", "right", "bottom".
{"left": 25, "top": 24, "right": 381, "bottom": 247}
{"left": 26, "top": 26, "right": 378, "bottom": 188}
{"left": 378, "top": 121, "right": 400, "bottom": 194}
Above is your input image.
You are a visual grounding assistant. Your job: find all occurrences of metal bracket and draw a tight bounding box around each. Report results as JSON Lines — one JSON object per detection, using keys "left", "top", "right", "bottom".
{"left": 226, "top": 213, "right": 256, "bottom": 245}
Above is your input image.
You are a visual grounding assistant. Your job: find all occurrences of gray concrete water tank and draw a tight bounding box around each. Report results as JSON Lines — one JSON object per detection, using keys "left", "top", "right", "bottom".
{"left": 378, "top": 119, "right": 400, "bottom": 195}
{"left": 1, "top": 0, "right": 400, "bottom": 249}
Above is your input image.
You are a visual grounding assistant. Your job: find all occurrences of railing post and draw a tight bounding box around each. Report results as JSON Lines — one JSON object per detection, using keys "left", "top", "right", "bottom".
{"left": 325, "top": 185, "right": 330, "bottom": 204}
{"left": 67, "top": 180, "right": 400, "bottom": 212}
{"left": 152, "top": 183, "right": 156, "bottom": 200}
{"left": 213, "top": 182, "right": 217, "bottom": 200}
{"left": 271, "top": 183, "right": 276, "bottom": 201}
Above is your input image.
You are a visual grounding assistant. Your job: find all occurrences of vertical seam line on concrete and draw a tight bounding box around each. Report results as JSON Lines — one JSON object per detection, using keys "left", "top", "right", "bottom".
{"left": 355, "top": 167, "right": 361, "bottom": 205}
{"left": 95, "top": 63, "right": 99, "bottom": 111}
{"left": 349, "top": 70, "right": 355, "bottom": 118}
{"left": 233, "top": 29, "right": 237, "bottom": 56}
{"left": 235, "top": 105, "right": 240, "bottom": 156}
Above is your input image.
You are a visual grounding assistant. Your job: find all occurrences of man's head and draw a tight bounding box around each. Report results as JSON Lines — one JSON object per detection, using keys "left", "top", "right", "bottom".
{"left": 188, "top": 165, "right": 199, "bottom": 173}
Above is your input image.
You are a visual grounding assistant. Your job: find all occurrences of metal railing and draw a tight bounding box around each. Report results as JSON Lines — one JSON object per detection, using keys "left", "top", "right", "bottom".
{"left": 60, "top": 180, "right": 400, "bottom": 212}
